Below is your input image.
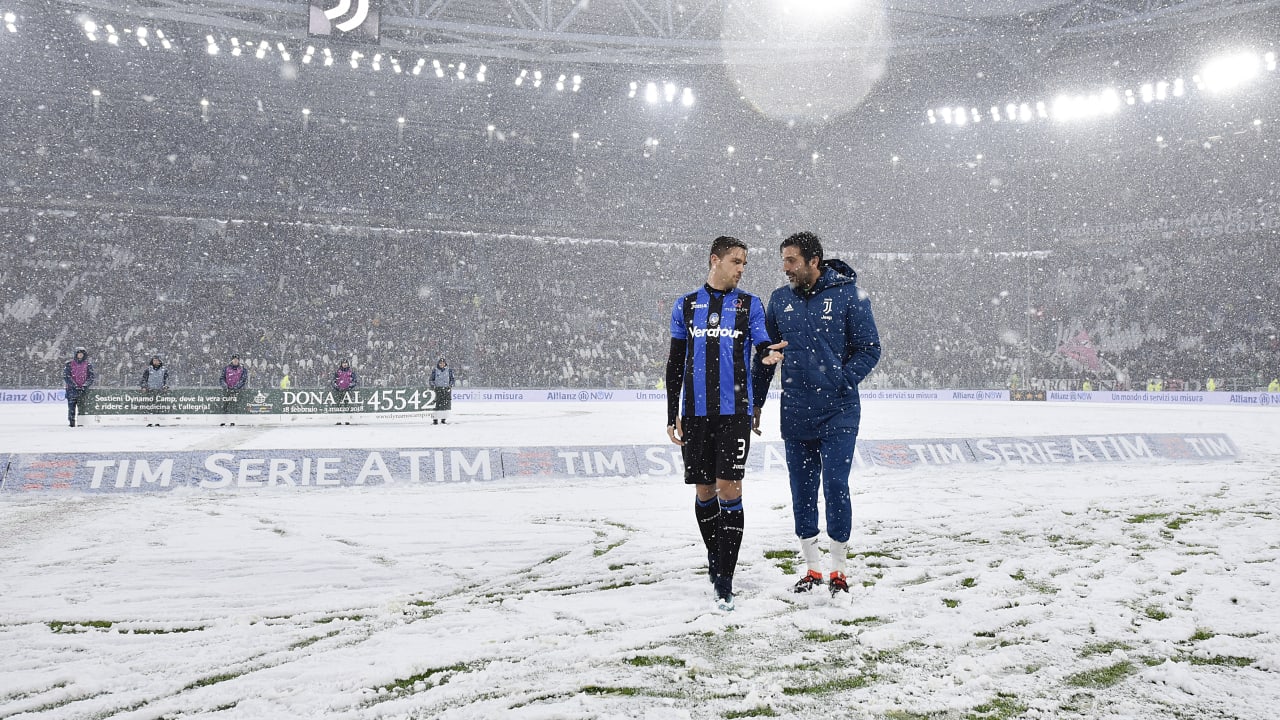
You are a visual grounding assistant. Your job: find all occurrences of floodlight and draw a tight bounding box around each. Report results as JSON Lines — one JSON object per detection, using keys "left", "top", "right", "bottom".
{"left": 940, "top": 107, "right": 952, "bottom": 124}
{"left": 954, "top": 106, "right": 967, "bottom": 126}
{"left": 572, "top": 75, "right": 581, "bottom": 92}
{"left": 84, "top": 20, "right": 97, "bottom": 34}
{"left": 927, "top": 109, "right": 936, "bottom": 124}
{"left": 457, "top": 62, "right": 467, "bottom": 80}
{"left": 990, "top": 106, "right": 1001, "bottom": 122}
{"left": 1200, "top": 51, "right": 1262, "bottom": 93}
{"left": 681, "top": 87, "right": 695, "bottom": 107}
{"left": 1155, "top": 81, "right": 1168, "bottom": 100}
{"left": 664, "top": 82, "right": 677, "bottom": 103}
{"left": 1172, "top": 78, "right": 1184, "bottom": 97}
{"left": 302, "top": 108, "right": 311, "bottom": 115}
{"left": 1140, "top": 83, "right": 1154, "bottom": 103}
{"left": 628, "top": 81, "right": 638, "bottom": 99}
{"left": 555, "top": 74, "right": 565, "bottom": 91}
{"left": 645, "top": 82, "right": 658, "bottom": 103}
{"left": 477, "top": 64, "right": 487, "bottom": 83}
{"left": 1019, "top": 104, "right": 1031, "bottom": 122}
{"left": 1266, "top": 52, "right": 1276, "bottom": 71}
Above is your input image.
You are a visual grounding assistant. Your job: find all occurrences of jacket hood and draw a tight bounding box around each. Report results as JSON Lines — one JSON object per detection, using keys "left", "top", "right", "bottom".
{"left": 808, "top": 260, "right": 857, "bottom": 295}
{"left": 73, "top": 347, "right": 89, "bottom": 359}
{"left": 150, "top": 355, "right": 164, "bottom": 366}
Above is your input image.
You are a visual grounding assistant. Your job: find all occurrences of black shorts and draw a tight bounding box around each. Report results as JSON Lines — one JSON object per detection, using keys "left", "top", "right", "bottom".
{"left": 680, "top": 414, "right": 752, "bottom": 485}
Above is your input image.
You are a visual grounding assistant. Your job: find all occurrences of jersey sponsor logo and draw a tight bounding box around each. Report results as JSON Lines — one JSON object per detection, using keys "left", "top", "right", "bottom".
{"left": 690, "top": 326, "right": 744, "bottom": 339}
{"left": 708, "top": 312, "right": 720, "bottom": 326}
{"left": 784, "top": 304, "right": 794, "bottom": 312}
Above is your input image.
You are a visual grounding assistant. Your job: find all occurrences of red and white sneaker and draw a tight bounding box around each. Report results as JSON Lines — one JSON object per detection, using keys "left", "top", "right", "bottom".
{"left": 828, "top": 571, "right": 849, "bottom": 596}
{"left": 793, "top": 570, "right": 824, "bottom": 593}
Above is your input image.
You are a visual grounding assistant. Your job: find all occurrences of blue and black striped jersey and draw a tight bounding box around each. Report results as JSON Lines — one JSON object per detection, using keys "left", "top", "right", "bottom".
{"left": 669, "top": 285, "right": 773, "bottom": 418}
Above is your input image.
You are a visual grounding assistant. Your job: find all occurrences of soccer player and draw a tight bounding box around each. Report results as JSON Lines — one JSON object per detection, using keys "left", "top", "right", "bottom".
{"left": 753, "top": 231, "right": 881, "bottom": 597}
{"left": 666, "top": 235, "right": 786, "bottom": 611}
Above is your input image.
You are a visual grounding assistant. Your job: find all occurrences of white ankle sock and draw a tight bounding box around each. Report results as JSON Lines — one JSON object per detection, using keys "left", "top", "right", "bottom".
{"left": 800, "top": 535, "right": 822, "bottom": 574}
{"left": 830, "top": 539, "right": 847, "bottom": 574}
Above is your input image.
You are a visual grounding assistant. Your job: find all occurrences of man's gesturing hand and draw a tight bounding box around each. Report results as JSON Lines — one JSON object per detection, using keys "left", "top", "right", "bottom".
{"left": 667, "top": 416, "right": 685, "bottom": 446}
{"left": 761, "top": 340, "right": 788, "bottom": 366}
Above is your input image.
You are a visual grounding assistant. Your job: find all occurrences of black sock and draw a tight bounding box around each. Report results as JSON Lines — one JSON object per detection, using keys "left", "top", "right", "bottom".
{"left": 715, "top": 496, "right": 744, "bottom": 593}
{"left": 695, "top": 496, "right": 720, "bottom": 578}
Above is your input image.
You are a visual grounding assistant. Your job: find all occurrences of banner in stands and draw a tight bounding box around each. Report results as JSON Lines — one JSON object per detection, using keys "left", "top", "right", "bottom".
{"left": 0, "top": 433, "right": 1237, "bottom": 494}
{"left": 5, "top": 387, "right": 1277, "bottom": 407}
{"left": 78, "top": 387, "right": 449, "bottom": 416}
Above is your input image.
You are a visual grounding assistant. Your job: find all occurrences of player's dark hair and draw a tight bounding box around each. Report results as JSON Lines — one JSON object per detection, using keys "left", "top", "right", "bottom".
{"left": 781, "top": 231, "right": 824, "bottom": 265}
{"left": 708, "top": 235, "right": 747, "bottom": 266}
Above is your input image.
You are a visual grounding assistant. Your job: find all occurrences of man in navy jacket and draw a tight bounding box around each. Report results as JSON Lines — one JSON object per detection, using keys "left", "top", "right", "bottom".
{"left": 752, "top": 231, "right": 881, "bottom": 596}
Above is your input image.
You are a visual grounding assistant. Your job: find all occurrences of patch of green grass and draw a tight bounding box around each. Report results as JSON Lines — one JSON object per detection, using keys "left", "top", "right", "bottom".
{"left": 764, "top": 549, "right": 798, "bottom": 574}
{"left": 1080, "top": 641, "right": 1132, "bottom": 657}
{"left": 538, "top": 551, "right": 569, "bottom": 565}
{"left": 965, "top": 692, "right": 1026, "bottom": 720}
{"left": 48, "top": 620, "right": 113, "bottom": 633}
{"left": 724, "top": 706, "right": 779, "bottom": 718}
{"left": 407, "top": 599, "right": 434, "bottom": 608}
{"left": 1143, "top": 606, "right": 1171, "bottom": 621}
{"left": 802, "top": 630, "right": 851, "bottom": 643}
{"left": 608, "top": 563, "right": 627, "bottom": 571}
{"left": 1126, "top": 512, "right": 1169, "bottom": 524}
{"left": 1170, "top": 568, "right": 1187, "bottom": 576}
{"left": 835, "top": 616, "right": 882, "bottom": 627}
{"left": 598, "top": 580, "right": 637, "bottom": 590}
{"left": 961, "top": 577, "right": 977, "bottom": 588}
{"left": 581, "top": 685, "right": 642, "bottom": 696}
{"left": 1165, "top": 515, "right": 1191, "bottom": 530}
{"left": 943, "top": 598, "right": 961, "bottom": 608}
{"left": 1184, "top": 654, "right": 1254, "bottom": 667}
{"left": 855, "top": 549, "right": 900, "bottom": 561}
{"left": 973, "top": 630, "right": 997, "bottom": 638}
{"left": 1009, "top": 569, "right": 1025, "bottom": 581}
{"left": 594, "top": 540, "right": 626, "bottom": 557}
{"left": 782, "top": 673, "right": 873, "bottom": 695}
{"left": 288, "top": 630, "right": 339, "bottom": 651}
{"left": 316, "top": 614, "right": 365, "bottom": 624}
{"left": 378, "top": 663, "right": 472, "bottom": 695}
{"left": 183, "top": 671, "right": 245, "bottom": 691}
{"left": 1189, "top": 628, "right": 1214, "bottom": 642}
{"left": 1064, "top": 661, "right": 1133, "bottom": 688}
{"left": 625, "top": 655, "right": 684, "bottom": 667}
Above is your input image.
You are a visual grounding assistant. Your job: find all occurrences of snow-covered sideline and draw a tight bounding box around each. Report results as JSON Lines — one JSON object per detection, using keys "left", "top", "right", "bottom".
{"left": 1, "top": 400, "right": 1277, "bottom": 719}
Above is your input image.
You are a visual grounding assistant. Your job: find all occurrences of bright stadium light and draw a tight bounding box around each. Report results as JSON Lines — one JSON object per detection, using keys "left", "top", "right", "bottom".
{"left": 1019, "top": 103, "right": 1032, "bottom": 122}
{"left": 990, "top": 106, "right": 1001, "bottom": 122}
{"left": 628, "top": 81, "right": 638, "bottom": 99}
{"left": 926, "top": 109, "right": 936, "bottom": 124}
{"left": 533, "top": 70, "right": 543, "bottom": 88}
{"left": 476, "top": 64, "right": 487, "bottom": 83}
{"left": 457, "top": 61, "right": 467, "bottom": 80}
{"left": 1266, "top": 52, "right": 1276, "bottom": 72}
{"left": 555, "top": 74, "right": 565, "bottom": 91}
{"left": 572, "top": 75, "right": 582, "bottom": 92}
{"left": 1125, "top": 88, "right": 1135, "bottom": 105}
{"left": 1140, "top": 83, "right": 1154, "bottom": 103}
{"left": 939, "top": 106, "right": 952, "bottom": 124}
{"left": 1155, "top": 81, "right": 1168, "bottom": 100}
{"left": 1172, "top": 77, "right": 1184, "bottom": 97}
{"left": 1200, "top": 51, "right": 1263, "bottom": 93}
{"left": 681, "top": 87, "right": 695, "bottom": 107}
{"left": 644, "top": 82, "right": 658, "bottom": 103}
{"left": 433, "top": 59, "right": 443, "bottom": 78}
{"left": 953, "top": 106, "right": 967, "bottom": 126}
{"left": 664, "top": 82, "right": 677, "bottom": 103}
{"left": 515, "top": 69, "right": 526, "bottom": 86}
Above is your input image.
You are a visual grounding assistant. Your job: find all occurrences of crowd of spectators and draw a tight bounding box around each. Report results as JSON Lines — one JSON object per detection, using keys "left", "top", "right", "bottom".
{"left": 3, "top": 209, "right": 1276, "bottom": 390}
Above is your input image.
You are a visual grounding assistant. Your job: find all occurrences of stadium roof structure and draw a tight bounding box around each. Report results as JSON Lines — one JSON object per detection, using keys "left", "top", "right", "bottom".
{"left": 52, "top": 0, "right": 1280, "bottom": 68}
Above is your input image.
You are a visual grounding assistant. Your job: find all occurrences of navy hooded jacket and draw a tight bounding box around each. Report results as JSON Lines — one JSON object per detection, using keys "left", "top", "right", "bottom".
{"left": 753, "top": 260, "right": 881, "bottom": 440}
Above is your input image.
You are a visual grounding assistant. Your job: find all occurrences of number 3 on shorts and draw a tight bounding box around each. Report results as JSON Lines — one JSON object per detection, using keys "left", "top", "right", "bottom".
{"left": 736, "top": 438, "right": 747, "bottom": 462}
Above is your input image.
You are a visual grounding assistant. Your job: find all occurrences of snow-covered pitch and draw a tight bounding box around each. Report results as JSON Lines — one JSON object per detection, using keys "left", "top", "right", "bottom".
{"left": 2, "top": 400, "right": 1277, "bottom": 719}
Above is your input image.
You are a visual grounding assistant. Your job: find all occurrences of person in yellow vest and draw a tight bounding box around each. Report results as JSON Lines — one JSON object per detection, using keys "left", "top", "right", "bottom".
{"left": 280, "top": 373, "right": 291, "bottom": 389}
{"left": 1081, "top": 379, "right": 1092, "bottom": 392}
{"left": 1269, "top": 378, "right": 1279, "bottom": 392}
{"left": 1205, "top": 377, "right": 1217, "bottom": 392}
{"left": 1154, "top": 378, "right": 1164, "bottom": 392}
{"left": 1145, "top": 378, "right": 1155, "bottom": 392}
